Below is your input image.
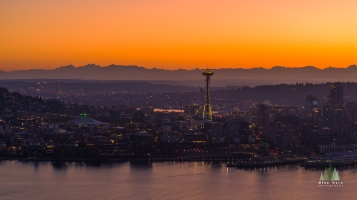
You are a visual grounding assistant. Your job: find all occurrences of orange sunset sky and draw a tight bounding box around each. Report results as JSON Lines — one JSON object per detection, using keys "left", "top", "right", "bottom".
{"left": 1, "top": 0, "right": 357, "bottom": 71}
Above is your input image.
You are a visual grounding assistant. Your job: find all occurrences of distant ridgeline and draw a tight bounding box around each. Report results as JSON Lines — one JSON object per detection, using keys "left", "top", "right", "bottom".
{"left": 1, "top": 65, "right": 357, "bottom": 82}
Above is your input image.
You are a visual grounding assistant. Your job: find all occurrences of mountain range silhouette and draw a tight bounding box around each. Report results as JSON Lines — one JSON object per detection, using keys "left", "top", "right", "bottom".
{"left": 2, "top": 64, "right": 357, "bottom": 82}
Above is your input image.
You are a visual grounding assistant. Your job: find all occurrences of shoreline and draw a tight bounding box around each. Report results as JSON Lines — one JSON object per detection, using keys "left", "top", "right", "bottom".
{"left": 0, "top": 155, "right": 240, "bottom": 163}
{"left": 0, "top": 155, "right": 308, "bottom": 168}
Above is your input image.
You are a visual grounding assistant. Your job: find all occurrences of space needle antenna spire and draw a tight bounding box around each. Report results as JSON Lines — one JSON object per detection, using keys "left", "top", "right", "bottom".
{"left": 202, "top": 68, "right": 214, "bottom": 120}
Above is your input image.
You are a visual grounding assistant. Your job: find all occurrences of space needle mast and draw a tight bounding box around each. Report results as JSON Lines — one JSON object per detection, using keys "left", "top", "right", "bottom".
{"left": 202, "top": 69, "right": 214, "bottom": 120}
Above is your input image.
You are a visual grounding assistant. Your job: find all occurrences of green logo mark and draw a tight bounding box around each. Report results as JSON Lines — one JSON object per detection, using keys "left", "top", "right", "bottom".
{"left": 319, "top": 163, "right": 340, "bottom": 181}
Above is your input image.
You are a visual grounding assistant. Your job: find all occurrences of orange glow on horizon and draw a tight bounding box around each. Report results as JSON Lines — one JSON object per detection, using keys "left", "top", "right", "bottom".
{"left": 1, "top": 0, "right": 357, "bottom": 71}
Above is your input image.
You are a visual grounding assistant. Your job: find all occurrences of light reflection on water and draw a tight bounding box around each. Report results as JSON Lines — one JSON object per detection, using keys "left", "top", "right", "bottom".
{"left": 0, "top": 160, "right": 355, "bottom": 200}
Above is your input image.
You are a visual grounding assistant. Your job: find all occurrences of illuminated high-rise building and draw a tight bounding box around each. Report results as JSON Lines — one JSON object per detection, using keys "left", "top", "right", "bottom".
{"left": 345, "top": 102, "right": 357, "bottom": 125}
{"left": 328, "top": 82, "right": 344, "bottom": 130}
{"left": 202, "top": 69, "right": 214, "bottom": 120}
{"left": 330, "top": 82, "right": 343, "bottom": 107}
{"left": 305, "top": 94, "right": 318, "bottom": 118}
{"left": 257, "top": 104, "right": 270, "bottom": 137}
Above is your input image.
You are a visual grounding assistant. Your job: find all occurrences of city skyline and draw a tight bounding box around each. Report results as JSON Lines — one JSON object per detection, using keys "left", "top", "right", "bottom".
{"left": 2, "top": 1, "right": 357, "bottom": 198}
{"left": 2, "top": 1, "right": 357, "bottom": 71}
{"left": 0, "top": 69, "right": 355, "bottom": 198}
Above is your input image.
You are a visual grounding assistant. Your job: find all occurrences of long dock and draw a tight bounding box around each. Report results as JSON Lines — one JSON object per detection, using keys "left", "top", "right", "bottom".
{"left": 227, "top": 158, "right": 306, "bottom": 168}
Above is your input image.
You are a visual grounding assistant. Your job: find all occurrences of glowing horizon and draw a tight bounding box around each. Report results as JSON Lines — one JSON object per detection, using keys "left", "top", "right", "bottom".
{"left": 1, "top": 0, "right": 357, "bottom": 71}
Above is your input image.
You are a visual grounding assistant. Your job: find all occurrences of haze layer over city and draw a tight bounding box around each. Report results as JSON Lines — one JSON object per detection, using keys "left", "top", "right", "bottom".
{"left": 2, "top": 1, "right": 357, "bottom": 199}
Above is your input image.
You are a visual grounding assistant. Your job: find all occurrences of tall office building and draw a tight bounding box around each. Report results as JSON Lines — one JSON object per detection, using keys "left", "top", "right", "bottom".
{"left": 330, "top": 82, "right": 343, "bottom": 107}
{"left": 257, "top": 104, "right": 270, "bottom": 137}
{"left": 305, "top": 94, "right": 317, "bottom": 117}
{"left": 328, "top": 82, "right": 344, "bottom": 130}
{"left": 345, "top": 102, "right": 357, "bottom": 125}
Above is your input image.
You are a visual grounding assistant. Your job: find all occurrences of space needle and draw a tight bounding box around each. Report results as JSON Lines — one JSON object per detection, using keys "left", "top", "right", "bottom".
{"left": 202, "top": 69, "right": 214, "bottom": 120}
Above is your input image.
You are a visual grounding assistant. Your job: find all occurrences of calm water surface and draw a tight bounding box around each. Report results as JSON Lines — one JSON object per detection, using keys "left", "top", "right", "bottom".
{"left": 0, "top": 160, "right": 356, "bottom": 200}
